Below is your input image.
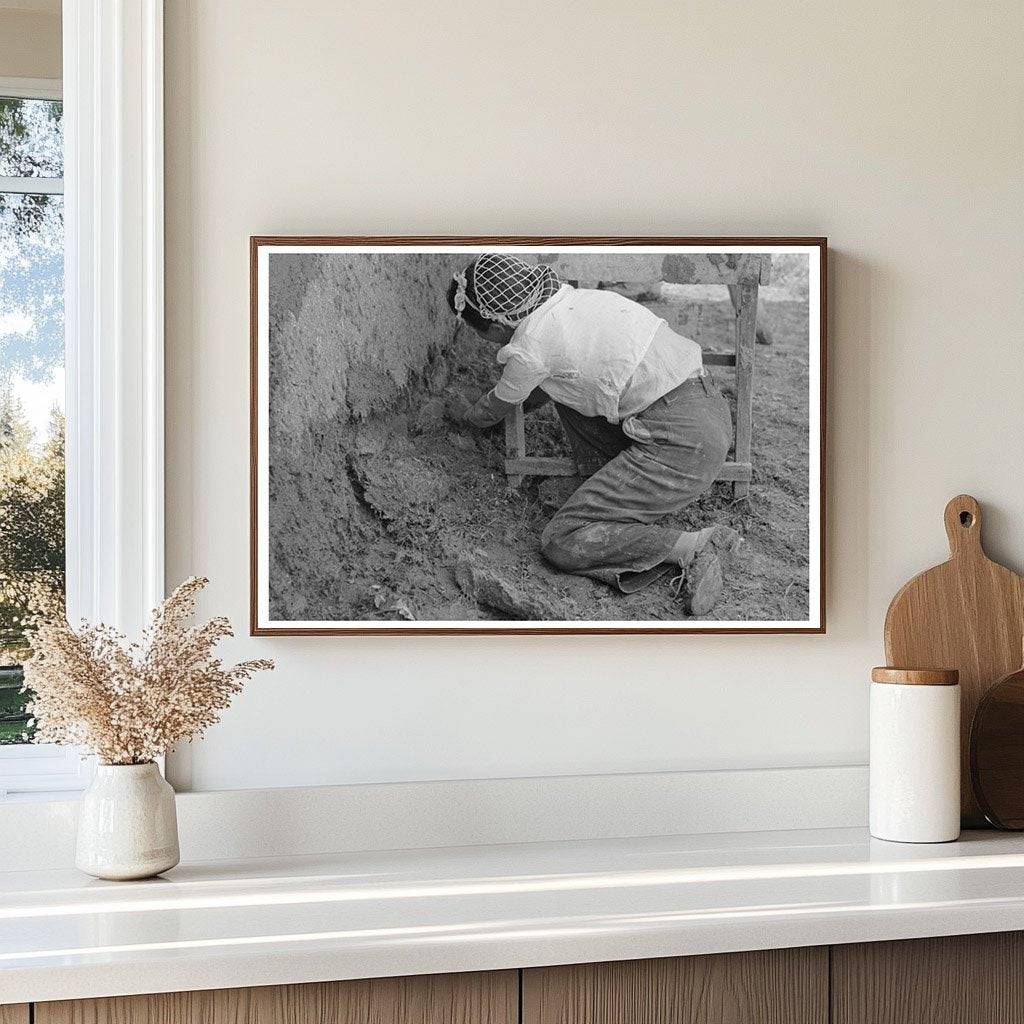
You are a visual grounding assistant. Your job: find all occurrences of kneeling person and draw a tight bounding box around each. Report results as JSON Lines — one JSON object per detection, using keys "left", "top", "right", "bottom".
{"left": 446, "top": 253, "right": 740, "bottom": 615}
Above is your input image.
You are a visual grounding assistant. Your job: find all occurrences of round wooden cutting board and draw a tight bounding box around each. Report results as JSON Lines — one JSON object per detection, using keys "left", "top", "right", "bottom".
{"left": 884, "top": 494, "right": 1024, "bottom": 826}
{"left": 970, "top": 656, "right": 1024, "bottom": 829}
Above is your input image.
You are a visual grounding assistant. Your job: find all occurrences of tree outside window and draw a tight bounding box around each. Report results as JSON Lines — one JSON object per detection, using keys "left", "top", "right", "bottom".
{"left": 0, "top": 94, "right": 65, "bottom": 745}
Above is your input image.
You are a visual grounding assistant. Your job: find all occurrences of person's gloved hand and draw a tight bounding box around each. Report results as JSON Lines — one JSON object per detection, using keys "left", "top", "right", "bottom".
{"left": 444, "top": 387, "right": 477, "bottom": 426}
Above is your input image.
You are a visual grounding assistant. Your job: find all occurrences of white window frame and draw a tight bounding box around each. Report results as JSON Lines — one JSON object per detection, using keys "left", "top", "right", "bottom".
{"left": 0, "top": 77, "right": 61, "bottom": 101}
{"left": 0, "top": 0, "right": 165, "bottom": 799}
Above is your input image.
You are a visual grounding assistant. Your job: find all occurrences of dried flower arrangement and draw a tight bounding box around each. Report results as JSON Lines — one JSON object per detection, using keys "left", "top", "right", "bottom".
{"left": 22, "top": 577, "right": 273, "bottom": 765}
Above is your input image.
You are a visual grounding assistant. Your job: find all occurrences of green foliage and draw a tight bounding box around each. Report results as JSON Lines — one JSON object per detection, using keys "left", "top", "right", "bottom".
{"left": 0, "top": 666, "right": 30, "bottom": 744}
{"left": 1, "top": 97, "right": 65, "bottom": 742}
{"left": 0, "top": 394, "right": 65, "bottom": 743}
{"left": 0, "top": 404, "right": 64, "bottom": 575}
{"left": 0, "top": 97, "right": 61, "bottom": 239}
{"left": 0, "top": 96, "right": 62, "bottom": 173}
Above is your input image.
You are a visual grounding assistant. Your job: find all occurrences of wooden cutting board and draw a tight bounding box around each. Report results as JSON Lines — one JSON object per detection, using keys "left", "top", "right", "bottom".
{"left": 970, "top": 652, "right": 1024, "bottom": 829}
{"left": 884, "top": 494, "right": 1024, "bottom": 826}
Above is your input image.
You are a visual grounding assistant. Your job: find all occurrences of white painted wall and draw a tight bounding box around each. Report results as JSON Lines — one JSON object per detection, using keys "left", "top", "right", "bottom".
{"left": 164, "top": 0, "right": 1024, "bottom": 792}
{"left": 0, "top": 4, "right": 61, "bottom": 80}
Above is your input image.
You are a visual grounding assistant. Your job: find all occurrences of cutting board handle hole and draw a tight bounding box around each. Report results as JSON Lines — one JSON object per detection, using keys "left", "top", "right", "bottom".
{"left": 944, "top": 495, "right": 983, "bottom": 557}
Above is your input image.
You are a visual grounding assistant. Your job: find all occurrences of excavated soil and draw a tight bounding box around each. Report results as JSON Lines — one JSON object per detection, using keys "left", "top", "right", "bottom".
{"left": 330, "top": 293, "right": 811, "bottom": 624}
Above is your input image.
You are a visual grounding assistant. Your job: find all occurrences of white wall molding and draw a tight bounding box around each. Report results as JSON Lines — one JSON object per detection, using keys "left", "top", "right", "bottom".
{"left": 0, "top": 765, "right": 868, "bottom": 870}
{"left": 0, "top": 744, "right": 93, "bottom": 799}
{"left": 63, "top": 0, "right": 164, "bottom": 635}
{"left": 0, "top": 76, "right": 61, "bottom": 100}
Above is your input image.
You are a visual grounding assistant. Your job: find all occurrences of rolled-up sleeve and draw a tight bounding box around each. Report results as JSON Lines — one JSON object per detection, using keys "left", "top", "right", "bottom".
{"left": 492, "top": 352, "right": 548, "bottom": 405}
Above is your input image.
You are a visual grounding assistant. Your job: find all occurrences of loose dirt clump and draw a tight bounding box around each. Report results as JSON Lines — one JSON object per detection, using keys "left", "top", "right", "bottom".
{"left": 455, "top": 555, "right": 571, "bottom": 620}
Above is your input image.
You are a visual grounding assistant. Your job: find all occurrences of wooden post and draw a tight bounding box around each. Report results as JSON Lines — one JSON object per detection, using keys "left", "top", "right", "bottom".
{"left": 504, "top": 405, "right": 526, "bottom": 488}
{"left": 730, "top": 280, "right": 758, "bottom": 499}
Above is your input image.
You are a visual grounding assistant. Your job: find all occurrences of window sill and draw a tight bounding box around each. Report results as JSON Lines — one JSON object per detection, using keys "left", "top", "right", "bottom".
{"left": 0, "top": 744, "right": 93, "bottom": 799}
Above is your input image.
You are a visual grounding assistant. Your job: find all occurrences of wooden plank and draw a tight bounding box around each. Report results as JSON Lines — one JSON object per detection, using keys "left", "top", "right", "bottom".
{"left": 36, "top": 972, "right": 518, "bottom": 1024}
{"left": 504, "top": 406, "right": 526, "bottom": 488}
{"left": 832, "top": 933, "right": 1024, "bottom": 1024}
{"left": 523, "top": 948, "right": 828, "bottom": 1024}
{"left": 506, "top": 457, "right": 577, "bottom": 477}
{"left": 703, "top": 351, "right": 736, "bottom": 367}
{"left": 732, "top": 279, "right": 758, "bottom": 498}
{"left": 661, "top": 253, "right": 768, "bottom": 286}
{"left": 505, "top": 458, "right": 752, "bottom": 482}
{"left": 716, "top": 461, "right": 752, "bottom": 482}
{"left": 0, "top": 1006, "right": 29, "bottom": 1024}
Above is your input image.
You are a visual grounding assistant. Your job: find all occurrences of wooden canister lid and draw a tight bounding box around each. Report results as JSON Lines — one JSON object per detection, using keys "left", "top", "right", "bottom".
{"left": 871, "top": 667, "right": 960, "bottom": 686}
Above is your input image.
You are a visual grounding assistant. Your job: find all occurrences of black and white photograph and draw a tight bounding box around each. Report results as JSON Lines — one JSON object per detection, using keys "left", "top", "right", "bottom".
{"left": 251, "top": 239, "right": 825, "bottom": 633}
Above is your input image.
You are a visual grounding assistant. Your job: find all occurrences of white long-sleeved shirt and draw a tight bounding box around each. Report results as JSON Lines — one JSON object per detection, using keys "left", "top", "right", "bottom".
{"left": 492, "top": 285, "right": 702, "bottom": 423}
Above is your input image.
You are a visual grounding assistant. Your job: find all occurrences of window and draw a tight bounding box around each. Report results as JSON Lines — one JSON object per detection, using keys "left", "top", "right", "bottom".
{"left": 0, "top": 79, "right": 85, "bottom": 797}
{"left": 0, "top": 4, "right": 166, "bottom": 799}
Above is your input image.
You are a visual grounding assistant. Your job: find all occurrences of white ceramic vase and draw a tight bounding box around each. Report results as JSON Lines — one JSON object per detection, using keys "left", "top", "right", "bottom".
{"left": 76, "top": 762, "right": 180, "bottom": 880}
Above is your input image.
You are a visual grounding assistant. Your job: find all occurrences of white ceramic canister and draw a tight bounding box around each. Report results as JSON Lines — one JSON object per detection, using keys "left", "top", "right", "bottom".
{"left": 870, "top": 667, "right": 961, "bottom": 843}
{"left": 76, "top": 762, "right": 180, "bottom": 880}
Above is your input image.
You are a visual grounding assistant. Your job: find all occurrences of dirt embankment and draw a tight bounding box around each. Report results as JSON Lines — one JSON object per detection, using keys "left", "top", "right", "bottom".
{"left": 267, "top": 253, "right": 464, "bottom": 619}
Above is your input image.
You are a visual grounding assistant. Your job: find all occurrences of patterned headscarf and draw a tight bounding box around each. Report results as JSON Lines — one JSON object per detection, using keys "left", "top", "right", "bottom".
{"left": 451, "top": 254, "right": 561, "bottom": 328}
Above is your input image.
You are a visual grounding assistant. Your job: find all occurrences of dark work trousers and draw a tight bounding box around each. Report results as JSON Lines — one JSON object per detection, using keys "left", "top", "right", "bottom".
{"left": 540, "top": 374, "right": 732, "bottom": 592}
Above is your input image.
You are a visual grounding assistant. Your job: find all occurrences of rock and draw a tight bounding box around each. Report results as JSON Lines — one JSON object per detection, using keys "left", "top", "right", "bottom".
{"left": 369, "top": 586, "right": 416, "bottom": 621}
{"left": 454, "top": 555, "right": 564, "bottom": 620}
{"left": 756, "top": 323, "right": 774, "bottom": 346}
{"left": 413, "top": 397, "right": 447, "bottom": 435}
{"left": 385, "top": 597, "right": 416, "bottom": 620}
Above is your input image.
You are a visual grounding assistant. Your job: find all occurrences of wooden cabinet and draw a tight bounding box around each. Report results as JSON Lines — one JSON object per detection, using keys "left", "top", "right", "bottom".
{"left": 522, "top": 948, "right": 827, "bottom": 1024}
{"left": 22, "top": 932, "right": 1024, "bottom": 1024}
{"left": 34, "top": 971, "right": 517, "bottom": 1024}
{"left": 832, "top": 932, "right": 1024, "bottom": 1024}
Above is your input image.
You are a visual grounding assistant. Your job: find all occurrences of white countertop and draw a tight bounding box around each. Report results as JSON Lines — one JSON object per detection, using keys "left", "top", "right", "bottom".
{"left": 4, "top": 826, "right": 1024, "bottom": 1004}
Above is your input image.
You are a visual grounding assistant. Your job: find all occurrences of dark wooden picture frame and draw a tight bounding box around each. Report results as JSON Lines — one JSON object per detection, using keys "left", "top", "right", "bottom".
{"left": 250, "top": 236, "right": 827, "bottom": 636}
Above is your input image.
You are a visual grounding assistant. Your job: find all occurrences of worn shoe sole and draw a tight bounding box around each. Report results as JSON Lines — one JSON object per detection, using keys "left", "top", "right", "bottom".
{"left": 678, "top": 526, "right": 742, "bottom": 616}
{"left": 683, "top": 552, "right": 724, "bottom": 616}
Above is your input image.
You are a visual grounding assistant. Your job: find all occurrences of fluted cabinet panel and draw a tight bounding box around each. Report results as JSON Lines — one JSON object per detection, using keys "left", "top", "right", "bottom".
{"left": 832, "top": 933, "right": 1024, "bottom": 1024}
{"left": 522, "top": 948, "right": 828, "bottom": 1024}
{"left": 35, "top": 972, "right": 517, "bottom": 1024}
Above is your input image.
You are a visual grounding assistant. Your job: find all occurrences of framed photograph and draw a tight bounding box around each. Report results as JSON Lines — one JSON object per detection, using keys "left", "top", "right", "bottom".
{"left": 251, "top": 237, "right": 826, "bottom": 635}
